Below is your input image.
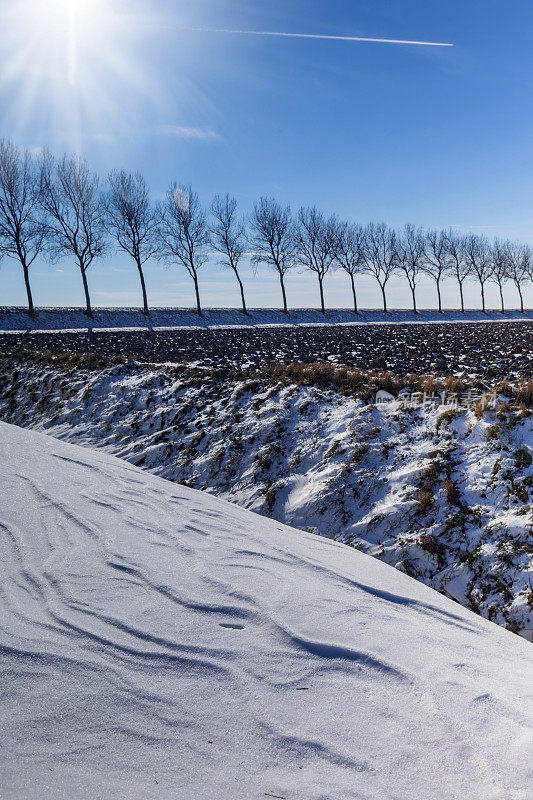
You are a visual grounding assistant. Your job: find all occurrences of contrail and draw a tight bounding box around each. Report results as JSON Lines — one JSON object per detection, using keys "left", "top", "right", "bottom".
{"left": 184, "top": 28, "right": 453, "bottom": 48}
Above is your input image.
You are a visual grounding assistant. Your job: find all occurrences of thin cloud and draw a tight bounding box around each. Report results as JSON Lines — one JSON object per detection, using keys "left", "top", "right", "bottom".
{"left": 446, "top": 224, "right": 519, "bottom": 231}
{"left": 157, "top": 125, "right": 221, "bottom": 141}
{"left": 184, "top": 28, "right": 453, "bottom": 47}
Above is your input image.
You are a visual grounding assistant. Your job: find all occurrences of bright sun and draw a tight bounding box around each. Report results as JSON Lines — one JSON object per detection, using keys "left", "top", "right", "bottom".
{"left": 1, "top": 0, "right": 154, "bottom": 149}
{"left": 20, "top": 0, "right": 99, "bottom": 85}
{"left": 20, "top": 0, "right": 113, "bottom": 84}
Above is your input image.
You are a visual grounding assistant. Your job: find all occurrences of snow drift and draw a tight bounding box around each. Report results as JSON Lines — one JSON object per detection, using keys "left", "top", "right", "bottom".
{"left": 0, "top": 422, "right": 532, "bottom": 800}
{"left": 1, "top": 305, "right": 533, "bottom": 333}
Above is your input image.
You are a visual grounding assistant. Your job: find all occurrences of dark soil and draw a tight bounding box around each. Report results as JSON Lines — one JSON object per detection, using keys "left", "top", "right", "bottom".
{"left": 0, "top": 322, "right": 531, "bottom": 378}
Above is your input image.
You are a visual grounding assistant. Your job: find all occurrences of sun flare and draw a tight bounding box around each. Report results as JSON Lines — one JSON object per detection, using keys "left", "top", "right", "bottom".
{"left": 10, "top": 0, "right": 113, "bottom": 84}
{"left": 0, "top": 0, "right": 155, "bottom": 149}
{"left": 33, "top": 0, "right": 108, "bottom": 85}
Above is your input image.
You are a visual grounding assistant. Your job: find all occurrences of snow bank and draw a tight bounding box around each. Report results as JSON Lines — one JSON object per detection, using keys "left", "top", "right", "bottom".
{"left": 2, "top": 355, "right": 532, "bottom": 637}
{"left": 1, "top": 305, "right": 532, "bottom": 332}
{"left": 1, "top": 421, "right": 532, "bottom": 799}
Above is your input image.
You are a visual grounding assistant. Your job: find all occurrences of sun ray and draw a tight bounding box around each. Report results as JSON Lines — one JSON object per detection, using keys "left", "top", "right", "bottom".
{"left": 68, "top": 2, "right": 77, "bottom": 86}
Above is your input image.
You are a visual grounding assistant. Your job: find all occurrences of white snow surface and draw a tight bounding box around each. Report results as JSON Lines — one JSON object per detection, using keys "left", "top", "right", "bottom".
{"left": 1, "top": 306, "right": 533, "bottom": 332}
{"left": 1, "top": 422, "right": 532, "bottom": 800}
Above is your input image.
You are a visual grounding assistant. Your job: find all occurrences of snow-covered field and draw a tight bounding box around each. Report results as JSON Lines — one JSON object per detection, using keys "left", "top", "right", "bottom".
{"left": 1, "top": 421, "right": 532, "bottom": 800}
{"left": 1, "top": 353, "right": 532, "bottom": 641}
{"left": 1, "top": 306, "right": 533, "bottom": 332}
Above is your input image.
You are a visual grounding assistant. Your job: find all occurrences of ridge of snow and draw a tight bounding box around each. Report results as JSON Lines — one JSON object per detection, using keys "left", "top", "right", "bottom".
{"left": 1, "top": 306, "right": 533, "bottom": 332}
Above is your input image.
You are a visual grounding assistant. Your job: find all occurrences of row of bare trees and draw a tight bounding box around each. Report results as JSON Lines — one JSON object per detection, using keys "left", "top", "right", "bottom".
{"left": 1, "top": 141, "right": 532, "bottom": 317}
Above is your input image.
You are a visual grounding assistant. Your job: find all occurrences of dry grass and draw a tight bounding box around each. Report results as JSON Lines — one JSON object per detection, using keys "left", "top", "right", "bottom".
{"left": 1, "top": 350, "right": 532, "bottom": 409}
{"left": 0, "top": 348, "right": 128, "bottom": 371}
{"left": 516, "top": 381, "right": 533, "bottom": 407}
{"left": 263, "top": 362, "right": 465, "bottom": 399}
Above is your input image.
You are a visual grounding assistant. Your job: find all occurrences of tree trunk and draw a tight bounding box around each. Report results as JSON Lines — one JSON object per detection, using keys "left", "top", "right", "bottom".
{"left": 279, "top": 273, "right": 288, "bottom": 314}
{"left": 235, "top": 270, "right": 248, "bottom": 315}
{"left": 380, "top": 283, "right": 388, "bottom": 313}
{"left": 498, "top": 282, "right": 505, "bottom": 314}
{"left": 436, "top": 278, "right": 442, "bottom": 313}
{"left": 318, "top": 275, "right": 326, "bottom": 315}
{"left": 516, "top": 283, "right": 524, "bottom": 314}
{"left": 193, "top": 275, "right": 202, "bottom": 316}
{"left": 350, "top": 274, "right": 358, "bottom": 313}
{"left": 80, "top": 266, "right": 92, "bottom": 317}
{"left": 410, "top": 285, "right": 417, "bottom": 314}
{"left": 459, "top": 281, "right": 465, "bottom": 314}
{"left": 23, "top": 264, "right": 35, "bottom": 317}
{"left": 480, "top": 281, "right": 486, "bottom": 313}
{"left": 136, "top": 258, "right": 149, "bottom": 316}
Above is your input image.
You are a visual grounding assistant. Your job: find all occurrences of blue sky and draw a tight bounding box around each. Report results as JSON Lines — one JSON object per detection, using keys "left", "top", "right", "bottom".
{"left": 1, "top": 0, "right": 533, "bottom": 310}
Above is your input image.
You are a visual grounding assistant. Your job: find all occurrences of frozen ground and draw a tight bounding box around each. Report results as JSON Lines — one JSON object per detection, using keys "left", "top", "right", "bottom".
{"left": 1, "top": 421, "right": 532, "bottom": 800}
{"left": 1, "top": 353, "right": 532, "bottom": 640}
{"left": 1, "top": 306, "right": 533, "bottom": 332}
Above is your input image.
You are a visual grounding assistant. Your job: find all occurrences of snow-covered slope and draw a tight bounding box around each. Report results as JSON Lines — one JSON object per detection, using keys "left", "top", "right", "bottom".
{"left": 1, "top": 354, "right": 532, "bottom": 638}
{"left": 1, "top": 422, "right": 532, "bottom": 800}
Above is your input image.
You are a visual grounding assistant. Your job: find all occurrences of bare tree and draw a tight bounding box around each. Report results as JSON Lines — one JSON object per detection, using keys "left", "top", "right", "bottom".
{"left": 156, "top": 184, "right": 209, "bottom": 315}
{"left": 506, "top": 242, "right": 531, "bottom": 314}
{"left": 40, "top": 153, "right": 107, "bottom": 316}
{"left": 210, "top": 194, "right": 248, "bottom": 315}
{"left": 424, "top": 229, "right": 451, "bottom": 313}
{"left": 334, "top": 221, "right": 366, "bottom": 313}
{"left": 250, "top": 197, "right": 296, "bottom": 314}
{"left": 105, "top": 170, "right": 157, "bottom": 316}
{"left": 396, "top": 224, "right": 426, "bottom": 313}
{"left": 491, "top": 239, "right": 511, "bottom": 314}
{"left": 464, "top": 233, "right": 493, "bottom": 313}
{"left": 445, "top": 229, "right": 470, "bottom": 314}
{"left": 0, "top": 140, "right": 46, "bottom": 316}
{"left": 295, "top": 207, "right": 338, "bottom": 314}
{"left": 362, "top": 222, "right": 398, "bottom": 313}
